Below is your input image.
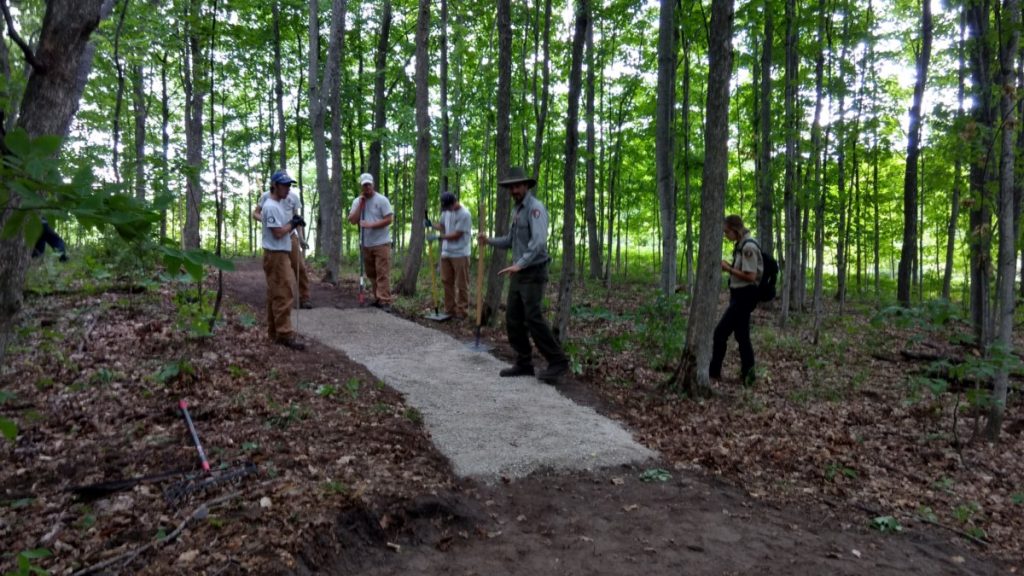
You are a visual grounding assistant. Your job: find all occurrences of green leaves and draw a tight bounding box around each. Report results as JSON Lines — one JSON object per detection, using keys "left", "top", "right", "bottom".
{"left": 870, "top": 515, "right": 903, "bottom": 533}
{"left": 0, "top": 417, "right": 16, "bottom": 442}
{"left": 639, "top": 468, "right": 672, "bottom": 482}
{"left": 160, "top": 246, "right": 235, "bottom": 283}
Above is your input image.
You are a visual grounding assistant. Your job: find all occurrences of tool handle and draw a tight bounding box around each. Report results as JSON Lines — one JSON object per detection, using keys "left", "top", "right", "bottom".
{"left": 475, "top": 199, "right": 486, "bottom": 327}
{"left": 179, "top": 400, "right": 211, "bottom": 473}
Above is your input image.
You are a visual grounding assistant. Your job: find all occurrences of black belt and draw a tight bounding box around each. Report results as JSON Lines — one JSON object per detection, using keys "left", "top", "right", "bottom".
{"left": 263, "top": 249, "right": 290, "bottom": 254}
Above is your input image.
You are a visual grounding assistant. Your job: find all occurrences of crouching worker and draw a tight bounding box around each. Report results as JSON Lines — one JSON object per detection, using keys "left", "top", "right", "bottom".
{"left": 32, "top": 218, "right": 68, "bottom": 262}
{"left": 262, "top": 174, "right": 307, "bottom": 351}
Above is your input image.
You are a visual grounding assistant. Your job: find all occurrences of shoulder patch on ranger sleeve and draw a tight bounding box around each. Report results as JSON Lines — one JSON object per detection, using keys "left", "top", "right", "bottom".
{"left": 743, "top": 246, "right": 755, "bottom": 258}
{"left": 531, "top": 208, "right": 541, "bottom": 219}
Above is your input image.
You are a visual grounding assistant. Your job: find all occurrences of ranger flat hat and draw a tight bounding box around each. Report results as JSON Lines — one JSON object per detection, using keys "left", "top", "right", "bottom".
{"left": 498, "top": 166, "right": 536, "bottom": 189}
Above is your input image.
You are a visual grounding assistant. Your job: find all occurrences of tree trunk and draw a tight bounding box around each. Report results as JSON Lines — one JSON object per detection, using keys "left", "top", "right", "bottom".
{"left": 966, "top": 1, "right": 995, "bottom": 349}
{"left": 111, "top": 0, "right": 130, "bottom": 185}
{"left": 655, "top": 0, "right": 677, "bottom": 297}
{"left": 130, "top": 63, "right": 146, "bottom": 201}
{"left": 943, "top": 10, "right": 967, "bottom": 300}
{"left": 182, "top": 0, "right": 205, "bottom": 251}
{"left": 897, "top": 0, "right": 932, "bottom": 307}
{"left": 834, "top": 16, "right": 851, "bottom": 310}
{"left": 556, "top": 0, "right": 588, "bottom": 340}
{"left": 584, "top": 15, "right": 601, "bottom": 281}
{"left": 485, "top": 0, "right": 513, "bottom": 322}
{"left": 308, "top": 0, "right": 347, "bottom": 281}
{"left": 368, "top": 0, "right": 391, "bottom": 186}
{"left": 809, "top": 0, "right": 828, "bottom": 343}
{"left": 160, "top": 52, "right": 170, "bottom": 240}
{"left": 273, "top": 0, "right": 286, "bottom": 170}
{"left": 756, "top": 0, "right": 774, "bottom": 256}
{"left": 0, "top": 0, "right": 113, "bottom": 368}
{"left": 440, "top": 0, "right": 450, "bottom": 193}
{"left": 672, "top": 0, "right": 734, "bottom": 396}
{"left": 987, "top": 0, "right": 1019, "bottom": 440}
{"left": 779, "top": 0, "right": 798, "bottom": 327}
{"left": 397, "top": 0, "right": 430, "bottom": 296}
{"left": 531, "top": 0, "right": 553, "bottom": 181}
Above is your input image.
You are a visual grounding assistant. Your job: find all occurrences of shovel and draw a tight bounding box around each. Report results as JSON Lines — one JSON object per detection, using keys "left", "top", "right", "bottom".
{"left": 424, "top": 220, "right": 450, "bottom": 322}
{"left": 466, "top": 199, "right": 492, "bottom": 352}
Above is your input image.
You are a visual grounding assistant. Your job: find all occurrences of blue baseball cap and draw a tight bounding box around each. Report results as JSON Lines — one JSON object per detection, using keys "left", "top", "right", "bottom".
{"left": 440, "top": 191, "right": 457, "bottom": 210}
{"left": 271, "top": 170, "right": 297, "bottom": 185}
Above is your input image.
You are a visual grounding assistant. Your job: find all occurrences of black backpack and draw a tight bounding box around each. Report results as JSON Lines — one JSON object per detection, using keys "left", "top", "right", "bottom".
{"left": 740, "top": 239, "right": 778, "bottom": 303}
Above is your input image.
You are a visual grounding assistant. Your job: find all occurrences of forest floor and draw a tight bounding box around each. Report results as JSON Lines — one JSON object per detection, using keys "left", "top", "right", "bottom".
{"left": 1, "top": 256, "right": 1021, "bottom": 575}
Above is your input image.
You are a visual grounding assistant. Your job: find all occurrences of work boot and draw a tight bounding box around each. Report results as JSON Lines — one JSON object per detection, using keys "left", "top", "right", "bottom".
{"left": 537, "top": 362, "right": 569, "bottom": 384}
{"left": 300, "top": 301, "right": 314, "bottom": 309}
{"left": 276, "top": 337, "right": 306, "bottom": 351}
{"left": 499, "top": 365, "right": 534, "bottom": 377}
{"left": 741, "top": 370, "right": 756, "bottom": 388}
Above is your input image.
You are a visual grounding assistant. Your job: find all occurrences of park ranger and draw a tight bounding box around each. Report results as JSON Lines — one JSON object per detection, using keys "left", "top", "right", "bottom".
{"left": 478, "top": 166, "right": 569, "bottom": 384}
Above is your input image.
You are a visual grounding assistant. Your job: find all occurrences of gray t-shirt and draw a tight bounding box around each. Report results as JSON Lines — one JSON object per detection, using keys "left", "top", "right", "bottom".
{"left": 350, "top": 192, "right": 394, "bottom": 248}
{"left": 259, "top": 190, "right": 302, "bottom": 237}
{"left": 261, "top": 197, "right": 292, "bottom": 251}
{"left": 441, "top": 205, "right": 472, "bottom": 258}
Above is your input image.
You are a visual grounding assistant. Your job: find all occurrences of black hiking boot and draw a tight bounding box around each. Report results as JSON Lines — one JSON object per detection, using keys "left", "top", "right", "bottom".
{"left": 276, "top": 337, "right": 306, "bottom": 351}
{"left": 537, "top": 362, "right": 569, "bottom": 384}
{"left": 499, "top": 365, "right": 534, "bottom": 377}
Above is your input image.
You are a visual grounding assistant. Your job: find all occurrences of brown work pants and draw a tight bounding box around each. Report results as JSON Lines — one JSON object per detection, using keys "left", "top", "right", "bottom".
{"left": 362, "top": 244, "right": 393, "bottom": 305}
{"left": 441, "top": 256, "right": 470, "bottom": 318}
{"left": 263, "top": 250, "right": 294, "bottom": 341}
{"left": 290, "top": 234, "right": 311, "bottom": 304}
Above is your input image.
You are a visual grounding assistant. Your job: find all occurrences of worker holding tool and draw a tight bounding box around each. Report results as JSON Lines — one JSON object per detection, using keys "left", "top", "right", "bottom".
{"left": 252, "top": 170, "right": 313, "bottom": 309}
{"left": 262, "top": 171, "right": 307, "bottom": 350}
{"left": 428, "top": 191, "right": 472, "bottom": 320}
{"left": 478, "top": 167, "right": 569, "bottom": 384}
{"left": 348, "top": 173, "right": 394, "bottom": 310}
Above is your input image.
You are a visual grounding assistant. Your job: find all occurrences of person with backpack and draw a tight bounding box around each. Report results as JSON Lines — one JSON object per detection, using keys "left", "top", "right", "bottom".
{"left": 710, "top": 215, "right": 764, "bottom": 386}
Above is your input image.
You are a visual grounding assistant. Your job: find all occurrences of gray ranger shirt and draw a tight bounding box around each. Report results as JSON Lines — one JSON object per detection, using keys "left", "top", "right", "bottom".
{"left": 488, "top": 192, "right": 550, "bottom": 269}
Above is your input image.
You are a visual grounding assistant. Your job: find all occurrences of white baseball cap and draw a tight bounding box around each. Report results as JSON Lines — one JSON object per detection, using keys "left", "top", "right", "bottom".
{"left": 359, "top": 173, "right": 374, "bottom": 186}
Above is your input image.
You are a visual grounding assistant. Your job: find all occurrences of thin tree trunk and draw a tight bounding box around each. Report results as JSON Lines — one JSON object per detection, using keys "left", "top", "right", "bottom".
{"left": 368, "top": 0, "right": 391, "bottom": 185}
{"left": 182, "top": 0, "right": 205, "bottom": 251}
{"left": 756, "top": 0, "right": 774, "bottom": 256}
{"left": 440, "top": 0, "right": 450, "bottom": 193}
{"left": 967, "top": 1, "right": 995, "bottom": 349}
{"left": 111, "top": 0, "right": 130, "bottom": 185}
{"left": 557, "top": 0, "right": 588, "bottom": 340}
{"left": 585, "top": 15, "right": 601, "bottom": 281}
{"left": 987, "top": 0, "right": 1018, "bottom": 439}
{"left": 485, "top": 0, "right": 513, "bottom": 322}
{"left": 897, "top": 0, "right": 933, "bottom": 306}
{"left": 531, "top": 0, "right": 553, "bottom": 181}
{"left": 682, "top": 35, "right": 694, "bottom": 292}
{"left": 130, "top": 64, "right": 146, "bottom": 201}
{"left": 160, "top": 52, "right": 170, "bottom": 240}
{"left": 671, "top": 0, "right": 734, "bottom": 396}
{"left": 779, "top": 0, "right": 798, "bottom": 327}
{"left": 273, "top": 0, "right": 286, "bottom": 169}
{"left": 398, "top": 0, "right": 430, "bottom": 296}
{"left": 655, "top": 0, "right": 677, "bottom": 296}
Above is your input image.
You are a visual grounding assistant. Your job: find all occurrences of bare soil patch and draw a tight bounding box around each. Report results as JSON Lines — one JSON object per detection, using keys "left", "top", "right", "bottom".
{"left": 1, "top": 259, "right": 1014, "bottom": 575}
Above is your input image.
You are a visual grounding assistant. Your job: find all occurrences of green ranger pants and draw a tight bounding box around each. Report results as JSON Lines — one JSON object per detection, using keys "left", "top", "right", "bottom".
{"left": 506, "top": 264, "right": 567, "bottom": 368}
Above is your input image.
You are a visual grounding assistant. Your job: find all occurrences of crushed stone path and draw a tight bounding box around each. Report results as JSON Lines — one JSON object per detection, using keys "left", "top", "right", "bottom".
{"left": 293, "top": 307, "right": 656, "bottom": 481}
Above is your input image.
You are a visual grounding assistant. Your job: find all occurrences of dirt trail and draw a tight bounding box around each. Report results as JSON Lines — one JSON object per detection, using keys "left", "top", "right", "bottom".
{"left": 226, "top": 260, "right": 1006, "bottom": 576}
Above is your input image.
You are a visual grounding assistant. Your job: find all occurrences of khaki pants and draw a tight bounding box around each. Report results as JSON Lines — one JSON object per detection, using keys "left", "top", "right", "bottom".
{"left": 441, "top": 256, "right": 470, "bottom": 318}
{"left": 263, "top": 250, "right": 294, "bottom": 341}
{"left": 362, "top": 244, "right": 393, "bottom": 305}
{"left": 290, "top": 234, "right": 311, "bottom": 304}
